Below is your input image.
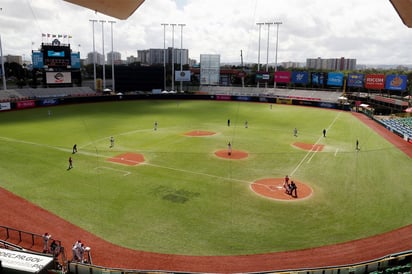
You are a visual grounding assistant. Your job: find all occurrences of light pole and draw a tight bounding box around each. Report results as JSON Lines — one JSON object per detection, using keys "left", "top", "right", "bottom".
{"left": 170, "top": 24, "right": 176, "bottom": 91}
{"left": 100, "top": 20, "right": 106, "bottom": 91}
{"left": 256, "top": 22, "right": 264, "bottom": 87}
{"left": 89, "top": 19, "right": 98, "bottom": 91}
{"left": 0, "top": 34, "right": 6, "bottom": 90}
{"left": 161, "top": 23, "right": 168, "bottom": 91}
{"left": 109, "top": 20, "right": 116, "bottom": 92}
{"left": 178, "top": 23, "right": 185, "bottom": 93}
{"left": 265, "top": 22, "right": 273, "bottom": 72}
{"left": 273, "top": 21, "right": 282, "bottom": 88}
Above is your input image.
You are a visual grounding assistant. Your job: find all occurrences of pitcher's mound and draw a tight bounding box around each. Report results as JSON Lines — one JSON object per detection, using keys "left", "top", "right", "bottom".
{"left": 185, "top": 130, "right": 216, "bottom": 137}
{"left": 107, "top": 153, "right": 145, "bottom": 166}
{"left": 215, "top": 149, "right": 249, "bottom": 160}
{"left": 251, "top": 178, "right": 312, "bottom": 201}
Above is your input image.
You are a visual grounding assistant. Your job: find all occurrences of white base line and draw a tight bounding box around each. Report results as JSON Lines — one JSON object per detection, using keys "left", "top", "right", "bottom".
{"left": 335, "top": 148, "right": 339, "bottom": 156}
{"left": 94, "top": 166, "right": 131, "bottom": 176}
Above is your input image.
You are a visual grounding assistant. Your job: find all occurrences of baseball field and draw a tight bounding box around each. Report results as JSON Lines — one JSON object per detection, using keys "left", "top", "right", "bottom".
{"left": 0, "top": 99, "right": 411, "bottom": 257}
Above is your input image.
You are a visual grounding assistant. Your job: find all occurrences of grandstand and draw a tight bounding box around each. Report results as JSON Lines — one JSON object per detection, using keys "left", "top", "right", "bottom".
{"left": 378, "top": 117, "right": 412, "bottom": 142}
{"left": 199, "top": 86, "right": 344, "bottom": 102}
{"left": 0, "top": 87, "right": 96, "bottom": 101}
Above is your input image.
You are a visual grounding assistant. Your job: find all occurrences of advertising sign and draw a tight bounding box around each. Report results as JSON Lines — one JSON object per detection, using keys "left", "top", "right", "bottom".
{"left": 200, "top": 54, "right": 220, "bottom": 85}
{"left": 256, "top": 71, "right": 270, "bottom": 82}
{"left": 385, "top": 74, "right": 407, "bottom": 91}
{"left": 46, "top": 72, "right": 72, "bottom": 84}
{"left": 71, "top": 52, "right": 81, "bottom": 69}
{"left": 16, "top": 100, "right": 36, "bottom": 109}
{"left": 311, "top": 72, "right": 325, "bottom": 86}
{"left": 365, "top": 74, "right": 385, "bottom": 90}
{"left": 175, "top": 70, "right": 191, "bottom": 81}
{"left": 347, "top": 73, "right": 364, "bottom": 88}
{"left": 0, "top": 102, "right": 11, "bottom": 111}
{"left": 291, "top": 71, "right": 309, "bottom": 84}
{"left": 32, "top": 51, "right": 44, "bottom": 69}
{"left": 274, "top": 71, "right": 291, "bottom": 84}
{"left": 0, "top": 248, "right": 54, "bottom": 273}
{"left": 327, "top": 72, "right": 344, "bottom": 87}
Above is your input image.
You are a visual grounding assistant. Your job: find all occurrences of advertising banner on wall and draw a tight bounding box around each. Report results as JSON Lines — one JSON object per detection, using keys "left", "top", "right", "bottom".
{"left": 385, "top": 74, "right": 407, "bottom": 91}
{"left": 327, "top": 72, "right": 344, "bottom": 86}
{"left": 16, "top": 100, "right": 36, "bottom": 109}
{"left": 175, "top": 70, "right": 191, "bottom": 81}
{"left": 256, "top": 71, "right": 270, "bottom": 82}
{"left": 291, "top": 71, "right": 309, "bottom": 84}
{"left": 274, "top": 71, "right": 291, "bottom": 83}
{"left": 0, "top": 248, "right": 54, "bottom": 273}
{"left": 0, "top": 102, "right": 11, "bottom": 111}
{"left": 46, "top": 72, "right": 72, "bottom": 84}
{"left": 365, "top": 74, "right": 385, "bottom": 90}
{"left": 347, "top": 73, "right": 364, "bottom": 88}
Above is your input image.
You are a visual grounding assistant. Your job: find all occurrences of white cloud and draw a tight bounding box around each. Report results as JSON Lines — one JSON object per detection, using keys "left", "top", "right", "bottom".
{"left": 0, "top": 0, "right": 411, "bottom": 65}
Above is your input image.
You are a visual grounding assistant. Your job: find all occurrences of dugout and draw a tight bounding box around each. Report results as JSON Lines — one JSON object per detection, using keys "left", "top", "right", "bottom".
{"left": 0, "top": 248, "right": 54, "bottom": 274}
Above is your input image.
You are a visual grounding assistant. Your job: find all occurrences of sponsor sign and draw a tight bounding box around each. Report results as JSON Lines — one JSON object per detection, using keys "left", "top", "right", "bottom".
{"left": 385, "top": 74, "right": 407, "bottom": 91}
{"left": 71, "top": 52, "right": 81, "bottom": 69}
{"left": 39, "top": 98, "right": 59, "bottom": 106}
{"left": 311, "top": 72, "right": 325, "bottom": 86}
{"left": 175, "top": 70, "right": 191, "bottom": 81}
{"left": 274, "top": 71, "right": 291, "bottom": 84}
{"left": 327, "top": 72, "right": 344, "bottom": 87}
{"left": 32, "top": 51, "right": 44, "bottom": 69}
{"left": 291, "top": 71, "right": 309, "bottom": 84}
{"left": 0, "top": 248, "right": 54, "bottom": 273}
{"left": 347, "top": 73, "right": 364, "bottom": 88}
{"left": 216, "top": 95, "right": 231, "bottom": 101}
{"left": 365, "top": 74, "right": 385, "bottom": 90}
{"left": 0, "top": 102, "right": 11, "bottom": 111}
{"left": 46, "top": 71, "right": 72, "bottom": 84}
{"left": 256, "top": 72, "right": 270, "bottom": 81}
{"left": 16, "top": 100, "right": 36, "bottom": 109}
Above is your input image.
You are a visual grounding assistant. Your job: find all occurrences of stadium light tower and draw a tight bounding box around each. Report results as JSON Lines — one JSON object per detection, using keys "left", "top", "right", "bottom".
{"left": 100, "top": 20, "right": 106, "bottom": 91}
{"left": 274, "top": 21, "right": 282, "bottom": 88}
{"left": 256, "top": 22, "right": 264, "bottom": 88}
{"left": 170, "top": 23, "right": 176, "bottom": 92}
{"left": 178, "top": 23, "right": 185, "bottom": 93}
{"left": 89, "top": 19, "right": 98, "bottom": 91}
{"left": 109, "top": 20, "right": 116, "bottom": 92}
{"left": 265, "top": 22, "right": 273, "bottom": 73}
{"left": 161, "top": 23, "right": 168, "bottom": 91}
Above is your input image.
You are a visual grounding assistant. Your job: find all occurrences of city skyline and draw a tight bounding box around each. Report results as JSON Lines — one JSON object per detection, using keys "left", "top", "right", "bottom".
{"left": 0, "top": 0, "right": 411, "bottom": 66}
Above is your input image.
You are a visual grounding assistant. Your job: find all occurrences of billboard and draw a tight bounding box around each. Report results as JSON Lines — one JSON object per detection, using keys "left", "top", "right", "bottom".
{"left": 32, "top": 51, "right": 44, "bottom": 69}
{"left": 42, "top": 44, "right": 71, "bottom": 68}
{"left": 0, "top": 248, "right": 54, "bottom": 273}
{"left": 385, "top": 74, "right": 407, "bottom": 91}
{"left": 327, "top": 72, "right": 344, "bottom": 87}
{"left": 46, "top": 72, "right": 72, "bottom": 84}
{"left": 291, "top": 71, "right": 309, "bottom": 84}
{"left": 274, "top": 71, "right": 291, "bottom": 84}
{"left": 71, "top": 52, "right": 81, "bottom": 69}
{"left": 200, "top": 54, "right": 220, "bottom": 85}
{"left": 365, "top": 74, "right": 385, "bottom": 90}
{"left": 347, "top": 73, "right": 364, "bottom": 88}
{"left": 311, "top": 72, "right": 326, "bottom": 86}
{"left": 256, "top": 72, "right": 270, "bottom": 82}
{"left": 175, "top": 70, "right": 191, "bottom": 81}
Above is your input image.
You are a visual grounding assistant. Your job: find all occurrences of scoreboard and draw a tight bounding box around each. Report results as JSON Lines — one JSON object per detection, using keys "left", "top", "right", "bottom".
{"left": 41, "top": 39, "right": 71, "bottom": 68}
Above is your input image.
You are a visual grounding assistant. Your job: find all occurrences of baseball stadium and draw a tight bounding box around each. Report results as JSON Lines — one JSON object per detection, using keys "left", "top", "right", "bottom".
{"left": 1, "top": 1, "right": 412, "bottom": 274}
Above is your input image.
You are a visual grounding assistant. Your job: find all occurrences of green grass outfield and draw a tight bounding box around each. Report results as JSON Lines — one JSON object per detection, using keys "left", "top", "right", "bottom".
{"left": 0, "top": 100, "right": 411, "bottom": 256}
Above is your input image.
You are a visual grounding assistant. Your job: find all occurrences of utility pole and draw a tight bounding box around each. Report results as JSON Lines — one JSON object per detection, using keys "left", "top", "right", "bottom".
{"left": 256, "top": 22, "right": 264, "bottom": 88}
{"left": 161, "top": 23, "right": 168, "bottom": 91}
{"left": 178, "top": 23, "right": 185, "bottom": 93}
{"left": 100, "top": 20, "right": 106, "bottom": 91}
{"left": 273, "top": 21, "right": 282, "bottom": 88}
{"left": 170, "top": 24, "right": 176, "bottom": 91}
{"left": 108, "top": 20, "right": 116, "bottom": 92}
{"left": 89, "top": 19, "right": 98, "bottom": 91}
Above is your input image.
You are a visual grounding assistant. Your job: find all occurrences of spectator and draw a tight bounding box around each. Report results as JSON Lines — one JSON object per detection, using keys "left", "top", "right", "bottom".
{"left": 42, "top": 232, "right": 51, "bottom": 253}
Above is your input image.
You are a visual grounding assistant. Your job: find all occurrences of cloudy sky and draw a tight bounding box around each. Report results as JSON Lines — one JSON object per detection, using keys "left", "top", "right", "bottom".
{"left": 1, "top": 0, "right": 411, "bottom": 65}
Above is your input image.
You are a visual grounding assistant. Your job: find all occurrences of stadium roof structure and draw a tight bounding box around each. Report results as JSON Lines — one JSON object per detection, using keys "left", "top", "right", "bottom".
{"left": 390, "top": 0, "right": 412, "bottom": 27}
{"left": 64, "top": 0, "right": 145, "bottom": 20}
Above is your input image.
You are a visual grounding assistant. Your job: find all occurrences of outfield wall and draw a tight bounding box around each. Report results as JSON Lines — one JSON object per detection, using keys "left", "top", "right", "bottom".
{"left": 0, "top": 93, "right": 351, "bottom": 112}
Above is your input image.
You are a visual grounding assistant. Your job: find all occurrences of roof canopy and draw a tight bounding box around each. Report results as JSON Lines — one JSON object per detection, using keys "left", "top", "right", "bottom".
{"left": 64, "top": 0, "right": 145, "bottom": 20}
{"left": 390, "top": 0, "right": 412, "bottom": 28}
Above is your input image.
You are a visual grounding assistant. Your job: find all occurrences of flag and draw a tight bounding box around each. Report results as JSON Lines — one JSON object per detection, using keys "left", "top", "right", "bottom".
{"left": 68, "top": 35, "right": 72, "bottom": 38}
{"left": 64, "top": 35, "right": 67, "bottom": 38}
{"left": 47, "top": 34, "right": 50, "bottom": 37}
{"left": 58, "top": 34, "right": 62, "bottom": 38}
{"left": 52, "top": 34, "right": 56, "bottom": 38}
{"left": 42, "top": 33, "right": 46, "bottom": 37}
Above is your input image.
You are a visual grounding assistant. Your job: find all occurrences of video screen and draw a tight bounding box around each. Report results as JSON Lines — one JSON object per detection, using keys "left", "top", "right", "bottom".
{"left": 47, "top": 50, "right": 65, "bottom": 57}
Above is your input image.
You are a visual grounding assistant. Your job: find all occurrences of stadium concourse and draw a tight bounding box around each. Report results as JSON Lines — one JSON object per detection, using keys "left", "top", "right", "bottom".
{"left": 0, "top": 96, "right": 411, "bottom": 272}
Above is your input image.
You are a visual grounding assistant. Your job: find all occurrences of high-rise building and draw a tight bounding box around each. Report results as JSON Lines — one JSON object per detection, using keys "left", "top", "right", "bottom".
{"left": 86, "top": 52, "right": 105, "bottom": 65}
{"left": 306, "top": 57, "right": 356, "bottom": 70}
{"left": 137, "top": 48, "right": 189, "bottom": 66}
{"left": 107, "top": 51, "right": 122, "bottom": 65}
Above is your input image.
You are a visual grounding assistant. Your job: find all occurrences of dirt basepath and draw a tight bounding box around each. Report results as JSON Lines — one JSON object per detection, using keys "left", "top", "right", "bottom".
{"left": 1, "top": 112, "right": 412, "bottom": 273}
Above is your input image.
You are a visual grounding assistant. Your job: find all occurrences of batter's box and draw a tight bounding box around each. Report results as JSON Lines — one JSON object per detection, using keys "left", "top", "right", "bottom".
{"left": 107, "top": 153, "right": 145, "bottom": 166}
